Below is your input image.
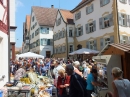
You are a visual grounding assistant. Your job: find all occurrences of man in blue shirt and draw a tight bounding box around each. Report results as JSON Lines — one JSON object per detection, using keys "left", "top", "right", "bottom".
{"left": 86, "top": 69, "right": 102, "bottom": 97}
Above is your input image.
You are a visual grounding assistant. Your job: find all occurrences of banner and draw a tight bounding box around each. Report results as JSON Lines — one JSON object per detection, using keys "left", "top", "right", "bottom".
{"left": 0, "top": 0, "right": 9, "bottom": 34}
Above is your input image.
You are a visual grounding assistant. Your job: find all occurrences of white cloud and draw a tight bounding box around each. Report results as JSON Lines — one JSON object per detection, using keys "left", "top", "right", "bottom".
{"left": 15, "top": 0, "right": 24, "bottom": 12}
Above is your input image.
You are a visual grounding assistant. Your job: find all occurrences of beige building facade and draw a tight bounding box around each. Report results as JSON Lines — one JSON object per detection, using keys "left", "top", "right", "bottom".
{"left": 53, "top": 0, "right": 130, "bottom": 58}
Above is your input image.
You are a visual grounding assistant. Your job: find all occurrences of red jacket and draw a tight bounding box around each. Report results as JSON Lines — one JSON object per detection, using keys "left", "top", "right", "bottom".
{"left": 57, "top": 75, "right": 70, "bottom": 95}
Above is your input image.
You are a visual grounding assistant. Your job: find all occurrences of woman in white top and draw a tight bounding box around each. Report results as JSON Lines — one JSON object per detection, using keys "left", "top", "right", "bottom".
{"left": 112, "top": 67, "right": 130, "bottom": 97}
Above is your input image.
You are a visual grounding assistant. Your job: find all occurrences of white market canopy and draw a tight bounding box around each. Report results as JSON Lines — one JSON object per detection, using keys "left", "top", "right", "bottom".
{"left": 17, "top": 52, "right": 44, "bottom": 58}
{"left": 69, "top": 48, "right": 99, "bottom": 55}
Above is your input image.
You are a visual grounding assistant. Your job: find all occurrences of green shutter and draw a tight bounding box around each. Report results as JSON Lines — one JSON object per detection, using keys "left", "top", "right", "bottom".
{"left": 100, "top": 0, "right": 103, "bottom": 7}
{"left": 110, "top": 36, "right": 114, "bottom": 43}
{"left": 94, "top": 40, "right": 97, "bottom": 50}
{"left": 86, "top": 41, "right": 90, "bottom": 49}
{"left": 86, "top": 24, "right": 89, "bottom": 34}
{"left": 109, "top": 13, "right": 113, "bottom": 26}
{"left": 118, "top": 13, "right": 122, "bottom": 26}
{"left": 100, "top": 38, "right": 104, "bottom": 50}
{"left": 81, "top": 26, "right": 83, "bottom": 35}
{"left": 91, "top": 4, "right": 94, "bottom": 12}
{"left": 86, "top": 7, "right": 88, "bottom": 15}
{"left": 99, "top": 17, "right": 103, "bottom": 29}
{"left": 93, "top": 20, "right": 96, "bottom": 31}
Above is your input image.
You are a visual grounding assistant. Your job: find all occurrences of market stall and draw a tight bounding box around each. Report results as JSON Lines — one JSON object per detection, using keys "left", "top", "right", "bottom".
{"left": 92, "top": 55, "right": 122, "bottom": 97}
{"left": 16, "top": 52, "right": 44, "bottom": 59}
{"left": 98, "top": 43, "right": 130, "bottom": 80}
{"left": 69, "top": 48, "right": 99, "bottom": 61}
{"left": 1, "top": 69, "right": 56, "bottom": 97}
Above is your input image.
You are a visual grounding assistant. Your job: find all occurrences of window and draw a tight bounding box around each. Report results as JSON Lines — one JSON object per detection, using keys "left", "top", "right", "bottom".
{"left": 41, "top": 39, "right": 52, "bottom": 45}
{"left": 75, "top": 11, "right": 81, "bottom": 20}
{"left": 86, "top": 4, "right": 93, "bottom": 14}
{"left": 32, "top": 33, "right": 34, "bottom": 38}
{"left": 40, "top": 27, "right": 49, "bottom": 34}
{"left": 100, "top": 0, "right": 110, "bottom": 7}
{"left": 30, "top": 35, "right": 31, "bottom": 40}
{"left": 118, "top": 13, "right": 128, "bottom": 26}
{"left": 121, "top": 14, "right": 125, "bottom": 25}
{"left": 104, "top": 38, "right": 110, "bottom": 45}
{"left": 104, "top": 16, "right": 110, "bottom": 28}
{"left": 76, "top": 26, "right": 83, "bottom": 37}
{"left": 69, "top": 45, "right": 73, "bottom": 53}
{"left": 78, "top": 28, "right": 81, "bottom": 36}
{"left": 99, "top": 14, "right": 113, "bottom": 29}
{"left": 123, "top": 36, "right": 128, "bottom": 43}
{"left": 32, "top": 16, "right": 35, "bottom": 22}
{"left": 90, "top": 41, "right": 94, "bottom": 50}
{"left": 56, "top": 17, "right": 61, "bottom": 26}
{"left": 35, "top": 28, "right": 39, "bottom": 36}
{"left": 36, "top": 39, "right": 40, "bottom": 46}
{"left": 69, "top": 29, "right": 73, "bottom": 37}
{"left": 89, "top": 23, "right": 94, "bottom": 33}
{"left": 47, "top": 39, "right": 50, "bottom": 45}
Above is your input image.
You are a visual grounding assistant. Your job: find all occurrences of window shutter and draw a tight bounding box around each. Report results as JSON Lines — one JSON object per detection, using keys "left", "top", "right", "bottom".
{"left": 93, "top": 20, "right": 96, "bottom": 31}
{"left": 110, "top": 36, "right": 114, "bottom": 43}
{"left": 99, "top": 17, "right": 103, "bottom": 29}
{"left": 86, "top": 7, "right": 88, "bottom": 15}
{"left": 79, "top": 11, "right": 81, "bottom": 19}
{"left": 127, "top": 15, "right": 130, "bottom": 27}
{"left": 118, "top": 13, "right": 122, "bottom": 26}
{"left": 75, "top": 28, "right": 78, "bottom": 37}
{"left": 128, "top": 36, "right": 130, "bottom": 44}
{"left": 125, "top": 14, "right": 127, "bottom": 26}
{"left": 94, "top": 40, "right": 97, "bottom": 50}
{"left": 125, "top": 0, "right": 127, "bottom": 3}
{"left": 109, "top": 13, "right": 113, "bottom": 26}
{"left": 75, "top": 14, "right": 77, "bottom": 20}
{"left": 120, "top": 35, "right": 123, "bottom": 43}
{"left": 50, "top": 39, "right": 53, "bottom": 45}
{"left": 100, "top": 38, "right": 104, "bottom": 50}
{"left": 41, "top": 39, "right": 43, "bottom": 45}
{"left": 86, "top": 24, "right": 89, "bottom": 34}
{"left": 100, "top": 0, "right": 103, "bottom": 7}
{"left": 91, "top": 4, "right": 94, "bottom": 12}
{"left": 86, "top": 41, "right": 90, "bottom": 49}
{"left": 81, "top": 26, "right": 83, "bottom": 35}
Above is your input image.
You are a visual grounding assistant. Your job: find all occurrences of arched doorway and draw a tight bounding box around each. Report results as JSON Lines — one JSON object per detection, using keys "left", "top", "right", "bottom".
{"left": 77, "top": 44, "right": 82, "bottom": 50}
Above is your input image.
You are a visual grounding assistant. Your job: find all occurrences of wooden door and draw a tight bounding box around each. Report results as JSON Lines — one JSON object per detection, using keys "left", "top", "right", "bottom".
{"left": 46, "top": 51, "right": 51, "bottom": 58}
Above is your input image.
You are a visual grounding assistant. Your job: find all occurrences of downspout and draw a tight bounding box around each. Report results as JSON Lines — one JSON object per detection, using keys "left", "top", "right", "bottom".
{"left": 115, "top": 0, "right": 120, "bottom": 43}
{"left": 66, "top": 23, "right": 68, "bottom": 59}
{"left": 8, "top": 0, "right": 10, "bottom": 82}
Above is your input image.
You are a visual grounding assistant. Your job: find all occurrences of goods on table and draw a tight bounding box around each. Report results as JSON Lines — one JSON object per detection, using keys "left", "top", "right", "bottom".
{"left": 28, "top": 71, "right": 37, "bottom": 84}
{"left": 20, "top": 78, "right": 31, "bottom": 84}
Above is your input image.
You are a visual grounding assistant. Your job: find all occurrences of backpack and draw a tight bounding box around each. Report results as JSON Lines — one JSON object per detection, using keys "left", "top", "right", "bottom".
{"left": 74, "top": 74, "right": 87, "bottom": 97}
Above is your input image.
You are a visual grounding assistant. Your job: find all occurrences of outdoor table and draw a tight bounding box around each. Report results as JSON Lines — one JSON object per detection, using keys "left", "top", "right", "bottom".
{"left": 7, "top": 86, "right": 31, "bottom": 97}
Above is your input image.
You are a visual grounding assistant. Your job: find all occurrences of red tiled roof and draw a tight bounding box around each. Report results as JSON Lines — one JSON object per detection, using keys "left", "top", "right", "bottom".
{"left": 32, "top": 6, "right": 58, "bottom": 27}
{"left": 26, "top": 15, "right": 30, "bottom": 32}
{"left": 60, "top": 9, "right": 74, "bottom": 24}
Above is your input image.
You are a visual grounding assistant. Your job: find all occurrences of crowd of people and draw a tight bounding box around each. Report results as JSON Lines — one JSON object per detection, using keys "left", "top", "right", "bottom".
{"left": 10, "top": 57, "right": 130, "bottom": 97}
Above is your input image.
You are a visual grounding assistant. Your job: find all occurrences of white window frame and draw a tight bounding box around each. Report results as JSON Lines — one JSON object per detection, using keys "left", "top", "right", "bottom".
{"left": 40, "top": 27, "right": 49, "bottom": 34}
{"left": 89, "top": 41, "right": 95, "bottom": 50}
{"left": 69, "top": 29, "right": 73, "bottom": 37}
{"left": 104, "top": 37, "right": 110, "bottom": 45}
{"left": 88, "top": 5, "right": 93, "bottom": 13}
{"left": 89, "top": 22, "right": 94, "bottom": 33}
{"left": 122, "top": 35, "right": 128, "bottom": 43}
{"left": 78, "top": 27, "right": 81, "bottom": 36}
{"left": 104, "top": 16, "right": 110, "bottom": 28}
{"left": 69, "top": 45, "right": 74, "bottom": 53}
{"left": 121, "top": 14, "right": 126, "bottom": 26}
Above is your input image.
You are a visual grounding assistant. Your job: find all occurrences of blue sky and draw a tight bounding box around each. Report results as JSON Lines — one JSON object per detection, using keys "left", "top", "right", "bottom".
{"left": 15, "top": 0, "right": 81, "bottom": 47}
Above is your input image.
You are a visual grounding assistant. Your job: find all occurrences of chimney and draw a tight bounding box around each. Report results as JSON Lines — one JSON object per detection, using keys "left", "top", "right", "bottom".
{"left": 51, "top": 5, "right": 54, "bottom": 8}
